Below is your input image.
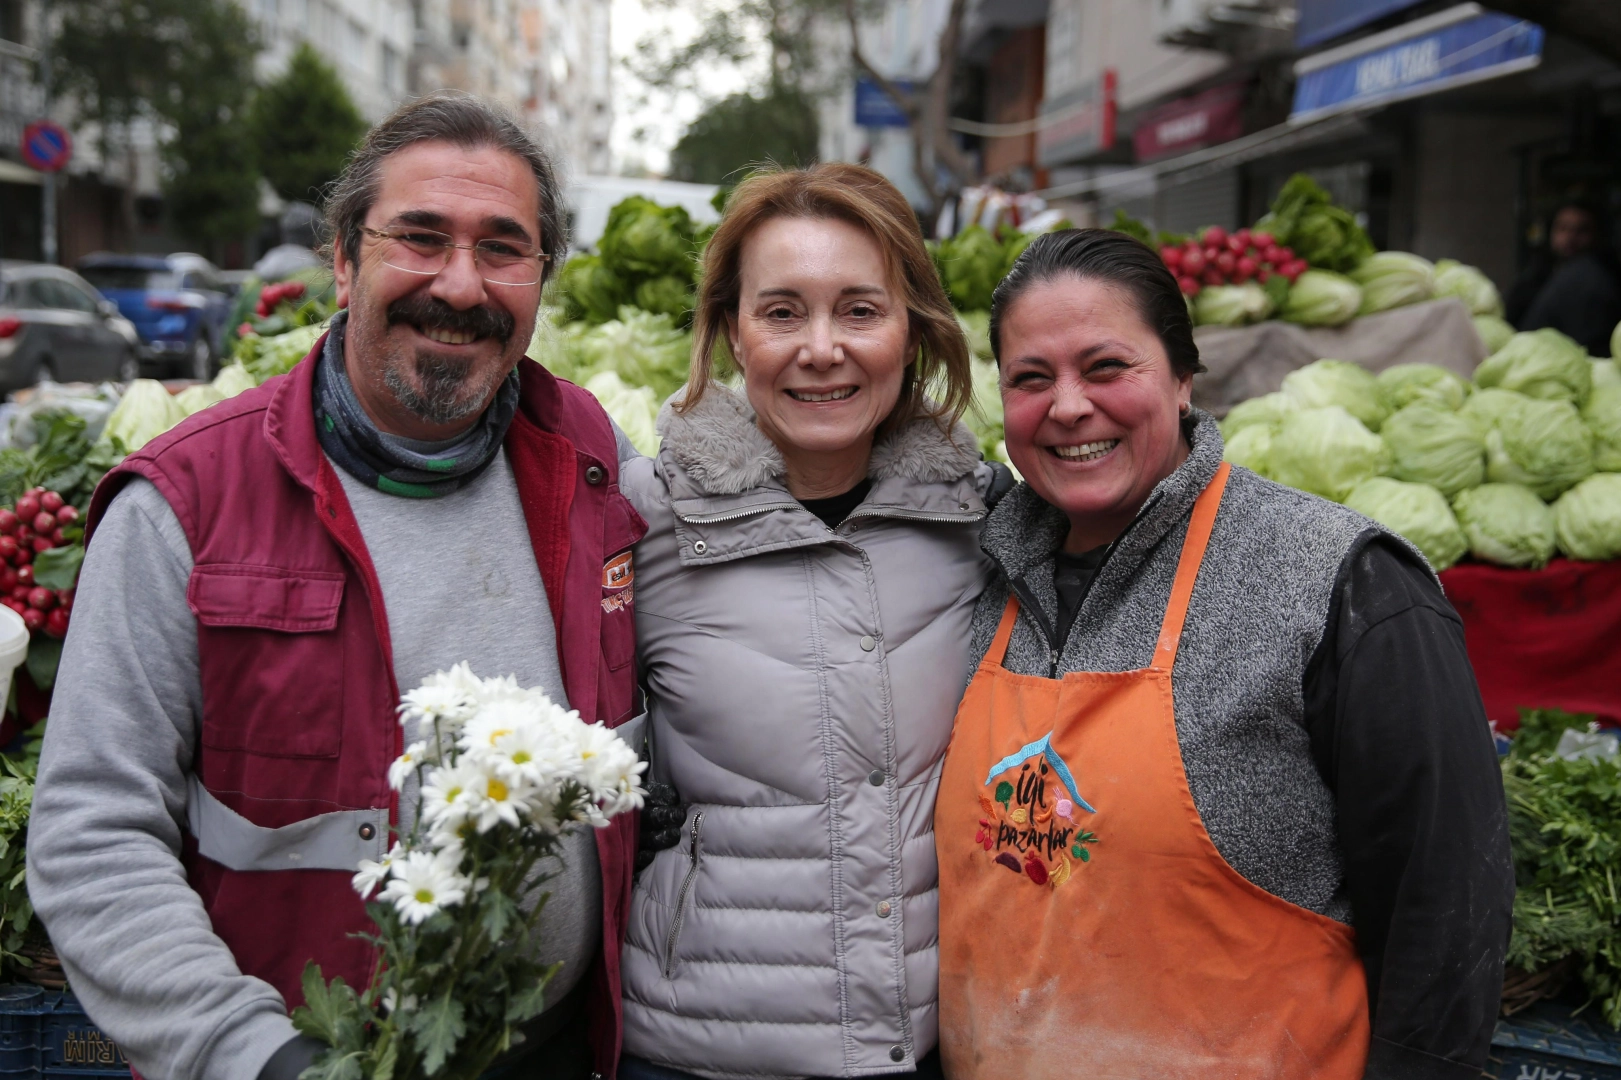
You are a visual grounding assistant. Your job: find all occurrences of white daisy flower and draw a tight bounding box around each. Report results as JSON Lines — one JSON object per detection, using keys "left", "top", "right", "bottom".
{"left": 571, "top": 722, "right": 648, "bottom": 823}
{"left": 421, "top": 761, "right": 482, "bottom": 829}
{"left": 463, "top": 761, "right": 535, "bottom": 834}
{"left": 381, "top": 849, "right": 469, "bottom": 925}
{"left": 352, "top": 842, "right": 403, "bottom": 899}
{"left": 388, "top": 741, "right": 430, "bottom": 792}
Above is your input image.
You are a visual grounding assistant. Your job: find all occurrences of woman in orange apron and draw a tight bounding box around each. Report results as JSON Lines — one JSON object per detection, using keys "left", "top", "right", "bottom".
{"left": 937, "top": 229, "right": 1514, "bottom": 1080}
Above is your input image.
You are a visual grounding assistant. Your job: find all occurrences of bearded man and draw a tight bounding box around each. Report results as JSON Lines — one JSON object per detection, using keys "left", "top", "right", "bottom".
{"left": 27, "top": 93, "right": 644, "bottom": 1080}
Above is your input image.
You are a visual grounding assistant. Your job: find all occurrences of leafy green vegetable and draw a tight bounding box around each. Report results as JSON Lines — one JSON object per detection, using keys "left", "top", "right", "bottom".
{"left": 236, "top": 320, "right": 328, "bottom": 384}
{"left": 1483, "top": 395, "right": 1594, "bottom": 500}
{"left": 1380, "top": 403, "right": 1484, "bottom": 496}
{"left": 1344, "top": 476, "right": 1467, "bottom": 570}
{"left": 956, "top": 311, "right": 992, "bottom": 363}
{"left": 598, "top": 196, "right": 699, "bottom": 279}
{"left": 0, "top": 739, "right": 40, "bottom": 980}
{"left": 965, "top": 358, "right": 1005, "bottom": 461}
{"left": 0, "top": 409, "right": 122, "bottom": 509}
{"left": 1222, "top": 423, "right": 1274, "bottom": 478}
{"left": 1282, "top": 359, "right": 1387, "bottom": 431}
{"left": 213, "top": 363, "right": 258, "bottom": 399}
{"left": 1553, "top": 473, "right": 1621, "bottom": 561}
{"left": 1473, "top": 314, "right": 1516, "bottom": 354}
{"left": 1452, "top": 483, "right": 1556, "bottom": 568}
{"left": 99, "top": 380, "right": 187, "bottom": 454}
{"left": 556, "top": 254, "right": 626, "bottom": 325}
{"left": 1595, "top": 359, "right": 1621, "bottom": 392}
{"left": 935, "top": 226, "right": 1007, "bottom": 312}
{"left": 533, "top": 307, "right": 693, "bottom": 404}
{"left": 1584, "top": 383, "right": 1621, "bottom": 472}
{"left": 1459, "top": 386, "right": 1529, "bottom": 436}
{"left": 1475, "top": 328, "right": 1593, "bottom": 404}
{"left": 1433, "top": 259, "right": 1504, "bottom": 317}
{"left": 1349, "top": 252, "right": 1435, "bottom": 315}
{"left": 1193, "top": 283, "right": 1273, "bottom": 327}
{"left": 1269, "top": 405, "right": 1391, "bottom": 502}
{"left": 175, "top": 383, "right": 227, "bottom": 416}
{"left": 1278, "top": 270, "right": 1363, "bottom": 328}
{"left": 1220, "top": 392, "right": 1298, "bottom": 437}
{"left": 1377, "top": 363, "right": 1469, "bottom": 413}
{"left": 1253, "top": 173, "right": 1376, "bottom": 272}
{"left": 633, "top": 274, "right": 694, "bottom": 322}
{"left": 583, "top": 371, "right": 660, "bottom": 457}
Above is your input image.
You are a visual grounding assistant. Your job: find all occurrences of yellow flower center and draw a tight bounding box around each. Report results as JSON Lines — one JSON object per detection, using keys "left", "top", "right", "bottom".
{"left": 488, "top": 778, "right": 509, "bottom": 803}
{"left": 414, "top": 888, "right": 434, "bottom": 903}
{"left": 488, "top": 728, "right": 513, "bottom": 745}
{"left": 512, "top": 751, "right": 531, "bottom": 765}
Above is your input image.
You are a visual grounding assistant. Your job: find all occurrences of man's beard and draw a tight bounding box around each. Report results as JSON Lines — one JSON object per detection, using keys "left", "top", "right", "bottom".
{"left": 357, "top": 289, "right": 521, "bottom": 426}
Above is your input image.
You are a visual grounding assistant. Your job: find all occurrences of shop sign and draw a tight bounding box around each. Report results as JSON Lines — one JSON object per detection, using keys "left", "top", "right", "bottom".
{"left": 1132, "top": 83, "right": 1246, "bottom": 164}
{"left": 1296, "top": 0, "right": 1425, "bottom": 49}
{"left": 1037, "top": 70, "right": 1116, "bottom": 167}
{"left": 854, "top": 77, "right": 913, "bottom": 128}
{"left": 1291, "top": 6, "right": 1543, "bottom": 124}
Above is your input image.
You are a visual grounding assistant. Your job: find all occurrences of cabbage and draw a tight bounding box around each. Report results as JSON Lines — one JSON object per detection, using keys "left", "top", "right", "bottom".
{"left": 174, "top": 383, "right": 226, "bottom": 416}
{"left": 1345, "top": 476, "right": 1467, "bottom": 571}
{"left": 1282, "top": 359, "right": 1387, "bottom": 431}
{"left": 237, "top": 320, "right": 327, "bottom": 383}
{"left": 1593, "top": 359, "right": 1621, "bottom": 391}
{"left": 633, "top": 275, "right": 694, "bottom": 321}
{"left": 101, "top": 379, "right": 187, "bottom": 452}
{"left": 1459, "top": 387, "right": 1529, "bottom": 436}
{"left": 965, "top": 358, "right": 1004, "bottom": 458}
{"left": 1474, "top": 328, "right": 1592, "bottom": 404}
{"left": 1380, "top": 403, "right": 1484, "bottom": 496}
{"left": 1349, "top": 252, "right": 1435, "bottom": 315}
{"left": 1194, "top": 283, "right": 1273, "bottom": 327}
{"left": 584, "top": 371, "right": 660, "bottom": 457}
{"left": 1269, "top": 406, "right": 1391, "bottom": 502}
{"left": 1253, "top": 174, "right": 1375, "bottom": 272}
{"left": 1433, "top": 259, "right": 1504, "bottom": 317}
{"left": 557, "top": 254, "right": 628, "bottom": 325}
{"left": 1223, "top": 423, "right": 1274, "bottom": 478}
{"left": 212, "top": 363, "right": 258, "bottom": 398}
{"left": 1377, "top": 363, "right": 1469, "bottom": 412}
{"left": 1582, "top": 383, "right": 1621, "bottom": 472}
{"left": 1482, "top": 395, "right": 1594, "bottom": 500}
{"left": 936, "top": 226, "right": 1006, "bottom": 312}
{"left": 533, "top": 306, "right": 693, "bottom": 402}
{"left": 598, "top": 196, "right": 698, "bottom": 279}
{"left": 1554, "top": 473, "right": 1621, "bottom": 560}
{"left": 1452, "top": 483, "right": 1557, "bottom": 568}
{"left": 1472, "top": 314, "right": 1516, "bottom": 354}
{"left": 957, "top": 310, "right": 992, "bottom": 362}
{"left": 1279, "top": 270, "right": 1363, "bottom": 328}
{"left": 1221, "top": 392, "right": 1299, "bottom": 437}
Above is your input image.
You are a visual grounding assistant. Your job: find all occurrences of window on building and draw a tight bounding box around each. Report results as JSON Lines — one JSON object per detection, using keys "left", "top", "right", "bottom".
{"left": 382, "top": 43, "right": 401, "bottom": 93}
{"left": 0, "top": 0, "right": 23, "bottom": 43}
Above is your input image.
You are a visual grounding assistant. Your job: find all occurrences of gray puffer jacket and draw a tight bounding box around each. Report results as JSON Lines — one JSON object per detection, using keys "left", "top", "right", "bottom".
{"left": 618, "top": 386, "right": 996, "bottom": 1080}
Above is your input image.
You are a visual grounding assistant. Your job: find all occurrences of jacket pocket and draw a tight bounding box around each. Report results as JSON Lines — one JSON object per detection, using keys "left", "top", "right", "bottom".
{"left": 189, "top": 565, "right": 346, "bottom": 759}
{"left": 663, "top": 809, "right": 704, "bottom": 979}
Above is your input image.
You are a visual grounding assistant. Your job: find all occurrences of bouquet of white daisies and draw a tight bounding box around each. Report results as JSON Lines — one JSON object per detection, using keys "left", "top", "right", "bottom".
{"left": 292, "top": 664, "right": 646, "bottom": 1079}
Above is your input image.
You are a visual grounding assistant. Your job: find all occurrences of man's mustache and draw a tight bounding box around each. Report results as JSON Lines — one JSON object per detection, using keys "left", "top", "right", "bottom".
{"left": 386, "top": 294, "right": 515, "bottom": 344}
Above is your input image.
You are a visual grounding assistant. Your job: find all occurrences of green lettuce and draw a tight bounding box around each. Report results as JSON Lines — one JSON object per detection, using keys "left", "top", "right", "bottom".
{"left": 633, "top": 275, "right": 694, "bottom": 321}
{"left": 1253, "top": 174, "right": 1376, "bottom": 272}
{"left": 174, "top": 383, "right": 226, "bottom": 417}
{"left": 1582, "top": 383, "right": 1621, "bottom": 472}
{"left": 101, "top": 379, "right": 187, "bottom": 453}
{"left": 1349, "top": 252, "right": 1435, "bottom": 315}
{"left": 1474, "top": 328, "right": 1592, "bottom": 404}
{"left": 935, "top": 226, "right": 1006, "bottom": 312}
{"left": 1434, "top": 259, "right": 1504, "bottom": 317}
{"left": 1279, "top": 271, "right": 1363, "bottom": 328}
{"left": 1452, "top": 483, "right": 1556, "bottom": 568}
{"left": 1553, "top": 473, "right": 1621, "bottom": 561}
{"left": 1223, "top": 423, "right": 1274, "bottom": 478}
{"left": 1194, "top": 283, "right": 1274, "bottom": 327}
{"left": 584, "top": 371, "right": 660, "bottom": 457}
{"left": 1345, "top": 476, "right": 1467, "bottom": 570}
{"left": 1220, "top": 392, "right": 1299, "bottom": 436}
{"left": 1483, "top": 395, "right": 1594, "bottom": 500}
{"left": 557, "top": 254, "right": 629, "bottom": 325}
{"left": 1472, "top": 314, "right": 1516, "bottom": 354}
{"left": 1269, "top": 405, "right": 1392, "bottom": 502}
{"left": 598, "top": 196, "right": 698, "bottom": 279}
{"left": 957, "top": 310, "right": 993, "bottom": 362}
{"left": 1593, "top": 359, "right": 1621, "bottom": 392}
{"left": 212, "top": 363, "right": 259, "bottom": 398}
{"left": 1283, "top": 359, "right": 1387, "bottom": 431}
{"left": 1460, "top": 387, "right": 1530, "bottom": 436}
{"left": 1380, "top": 403, "right": 1484, "bottom": 496}
{"left": 1377, "top": 363, "right": 1469, "bottom": 412}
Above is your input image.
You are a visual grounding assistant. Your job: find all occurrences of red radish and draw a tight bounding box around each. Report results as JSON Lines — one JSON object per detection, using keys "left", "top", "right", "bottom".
{"left": 1203, "top": 245, "right": 1221, "bottom": 264}
{"left": 50, "top": 528, "right": 63, "bottom": 546}
{"left": 0, "top": 511, "right": 17, "bottom": 535}
{"left": 1178, "top": 276, "right": 1201, "bottom": 296}
{"left": 1201, "top": 267, "right": 1225, "bottom": 286}
{"left": 14, "top": 495, "right": 39, "bottom": 522}
{"left": 0, "top": 538, "right": 17, "bottom": 562}
{"left": 40, "top": 491, "right": 63, "bottom": 513}
{"left": 27, "top": 587, "right": 53, "bottom": 611}
{"left": 31, "top": 511, "right": 54, "bottom": 534}
{"left": 31, "top": 536, "right": 53, "bottom": 554}
{"left": 57, "top": 589, "right": 72, "bottom": 609}
{"left": 10, "top": 586, "right": 29, "bottom": 604}
{"left": 1277, "top": 246, "right": 1295, "bottom": 262}
{"left": 1215, "top": 250, "right": 1236, "bottom": 274}
{"left": 22, "top": 607, "right": 44, "bottom": 632}
{"left": 15, "top": 525, "right": 31, "bottom": 545}
{"left": 1226, "top": 235, "right": 1247, "bottom": 255}
{"left": 56, "top": 505, "right": 78, "bottom": 525}
{"left": 1251, "top": 231, "right": 1274, "bottom": 248}
{"left": 1257, "top": 267, "right": 1273, "bottom": 283}
{"left": 1181, "top": 248, "right": 1207, "bottom": 275}
{"left": 0, "top": 599, "right": 22, "bottom": 616}
{"left": 1161, "top": 246, "right": 1183, "bottom": 269}
{"left": 13, "top": 549, "right": 29, "bottom": 567}
{"left": 0, "top": 567, "right": 15, "bottom": 591}
{"left": 1203, "top": 226, "right": 1228, "bottom": 247}
{"left": 1236, "top": 256, "right": 1258, "bottom": 278}
{"left": 1232, "top": 264, "right": 1253, "bottom": 284}
{"left": 44, "top": 607, "right": 69, "bottom": 639}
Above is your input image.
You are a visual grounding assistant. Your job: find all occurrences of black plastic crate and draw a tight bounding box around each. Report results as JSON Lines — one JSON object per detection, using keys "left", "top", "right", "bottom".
{"left": 0, "top": 985, "right": 42, "bottom": 1077}
{"left": 39, "top": 991, "right": 128, "bottom": 1076}
{"left": 1490, "top": 1003, "right": 1621, "bottom": 1079}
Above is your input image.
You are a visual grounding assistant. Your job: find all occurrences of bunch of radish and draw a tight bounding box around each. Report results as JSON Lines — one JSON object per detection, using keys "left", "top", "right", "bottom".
{"left": 0, "top": 488, "right": 79, "bottom": 638}
{"left": 254, "top": 280, "right": 307, "bottom": 318}
{"left": 1160, "top": 227, "right": 1311, "bottom": 297}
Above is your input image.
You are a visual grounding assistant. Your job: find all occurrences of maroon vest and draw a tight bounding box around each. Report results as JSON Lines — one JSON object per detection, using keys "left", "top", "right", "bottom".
{"left": 87, "top": 341, "right": 647, "bottom": 1076}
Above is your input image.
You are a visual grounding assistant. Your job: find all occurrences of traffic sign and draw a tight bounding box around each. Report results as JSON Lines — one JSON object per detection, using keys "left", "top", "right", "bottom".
{"left": 20, "top": 120, "right": 71, "bottom": 173}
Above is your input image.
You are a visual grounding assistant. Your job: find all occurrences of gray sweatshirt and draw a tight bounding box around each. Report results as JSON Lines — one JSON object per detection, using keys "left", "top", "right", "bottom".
{"left": 26, "top": 438, "right": 625, "bottom": 1080}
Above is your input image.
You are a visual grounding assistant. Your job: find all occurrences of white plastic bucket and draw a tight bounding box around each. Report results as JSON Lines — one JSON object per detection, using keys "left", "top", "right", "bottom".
{"left": 0, "top": 607, "right": 29, "bottom": 711}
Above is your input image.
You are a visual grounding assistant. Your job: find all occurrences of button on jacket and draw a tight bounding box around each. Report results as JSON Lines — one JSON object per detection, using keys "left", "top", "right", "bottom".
{"left": 618, "top": 386, "right": 995, "bottom": 1079}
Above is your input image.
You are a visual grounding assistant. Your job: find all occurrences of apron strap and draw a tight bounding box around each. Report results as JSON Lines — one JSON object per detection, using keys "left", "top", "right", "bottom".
{"left": 1153, "top": 462, "right": 1231, "bottom": 672}
{"left": 987, "top": 593, "right": 1022, "bottom": 667}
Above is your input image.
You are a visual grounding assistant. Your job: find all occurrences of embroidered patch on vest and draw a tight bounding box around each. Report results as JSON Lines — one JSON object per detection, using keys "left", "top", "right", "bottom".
{"left": 973, "top": 732, "right": 1098, "bottom": 887}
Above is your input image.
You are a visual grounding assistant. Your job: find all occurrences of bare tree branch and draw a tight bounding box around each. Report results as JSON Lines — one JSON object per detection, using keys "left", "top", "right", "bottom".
{"left": 1475, "top": 0, "right": 1621, "bottom": 67}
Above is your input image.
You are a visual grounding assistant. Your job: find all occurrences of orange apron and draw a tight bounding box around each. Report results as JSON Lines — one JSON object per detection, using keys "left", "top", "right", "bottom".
{"left": 936, "top": 463, "right": 1370, "bottom": 1080}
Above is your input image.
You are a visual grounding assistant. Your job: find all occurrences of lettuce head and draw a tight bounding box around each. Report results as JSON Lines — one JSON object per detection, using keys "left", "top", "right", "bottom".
{"left": 1471, "top": 314, "right": 1516, "bottom": 354}
{"left": 1223, "top": 423, "right": 1275, "bottom": 478}
{"left": 1380, "top": 403, "right": 1485, "bottom": 496}
{"left": 1377, "top": 363, "right": 1469, "bottom": 412}
{"left": 1582, "top": 383, "right": 1621, "bottom": 472}
{"left": 1482, "top": 395, "right": 1594, "bottom": 499}
{"left": 1349, "top": 252, "right": 1435, "bottom": 315}
{"left": 1221, "top": 392, "right": 1299, "bottom": 437}
{"left": 1345, "top": 476, "right": 1467, "bottom": 571}
{"left": 1269, "top": 405, "right": 1391, "bottom": 502}
{"left": 1452, "top": 483, "right": 1556, "bottom": 568}
{"left": 1283, "top": 359, "right": 1387, "bottom": 431}
{"left": 1553, "top": 473, "right": 1621, "bottom": 562}
{"left": 1194, "top": 283, "right": 1274, "bottom": 327}
{"left": 1433, "top": 259, "right": 1504, "bottom": 317}
{"left": 1473, "top": 328, "right": 1592, "bottom": 404}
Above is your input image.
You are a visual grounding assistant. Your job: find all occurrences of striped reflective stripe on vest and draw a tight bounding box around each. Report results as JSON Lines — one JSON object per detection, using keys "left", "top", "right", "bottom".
{"left": 186, "top": 775, "right": 390, "bottom": 872}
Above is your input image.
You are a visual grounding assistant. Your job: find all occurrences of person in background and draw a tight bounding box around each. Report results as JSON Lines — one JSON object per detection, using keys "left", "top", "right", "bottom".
{"left": 1507, "top": 199, "right": 1621, "bottom": 355}
{"left": 253, "top": 201, "right": 326, "bottom": 281}
{"left": 26, "top": 93, "right": 644, "bottom": 1080}
{"left": 616, "top": 162, "right": 1009, "bottom": 1080}
{"left": 936, "top": 228, "right": 1514, "bottom": 1079}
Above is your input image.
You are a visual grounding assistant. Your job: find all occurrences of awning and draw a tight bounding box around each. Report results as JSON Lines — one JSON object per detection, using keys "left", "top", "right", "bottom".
{"left": 0, "top": 158, "right": 42, "bottom": 186}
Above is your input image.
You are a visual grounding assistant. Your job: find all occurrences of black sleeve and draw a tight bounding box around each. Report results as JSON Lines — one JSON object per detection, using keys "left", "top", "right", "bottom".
{"left": 258, "top": 1035, "right": 327, "bottom": 1080}
{"left": 1301, "top": 534, "right": 1515, "bottom": 1080}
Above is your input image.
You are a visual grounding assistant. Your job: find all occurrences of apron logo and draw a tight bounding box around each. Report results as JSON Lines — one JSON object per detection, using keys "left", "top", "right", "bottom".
{"left": 974, "top": 732, "right": 1098, "bottom": 887}
{"left": 602, "top": 552, "right": 634, "bottom": 590}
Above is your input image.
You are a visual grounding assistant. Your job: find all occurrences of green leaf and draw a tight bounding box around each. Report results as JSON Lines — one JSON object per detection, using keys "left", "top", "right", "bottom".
{"left": 504, "top": 962, "right": 559, "bottom": 1024}
{"left": 290, "top": 963, "right": 343, "bottom": 1045}
{"left": 297, "top": 1050, "right": 365, "bottom": 1080}
{"left": 31, "top": 545, "right": 84, "bottom": 591}
{"left": 25, "top": 639, "right": 62, "bottom": 692}
{"left": 405, "top": 993, "right": 466, "bottom": 1075}
{"left": 370, "top": 1032, "right": 397, "bottom": 1080}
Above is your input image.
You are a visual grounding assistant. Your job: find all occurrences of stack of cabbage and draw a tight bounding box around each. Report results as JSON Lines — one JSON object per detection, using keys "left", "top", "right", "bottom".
{"left": 1222, "top": 327, "right": 1621, "bottom": 571}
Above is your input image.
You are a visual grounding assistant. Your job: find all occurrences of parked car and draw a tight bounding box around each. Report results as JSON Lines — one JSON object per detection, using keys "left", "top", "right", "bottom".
{"left": 77, "top": 252, "right": 232, "bottom": 379}
{"left": 0, "top": 261, "right": 140, "bottom": 394}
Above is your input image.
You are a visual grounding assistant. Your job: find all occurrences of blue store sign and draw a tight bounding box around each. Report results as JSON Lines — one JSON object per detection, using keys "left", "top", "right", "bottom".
{"left": 1292, "top": 5, "right": 1543, "bottom": 124}
{"left": 1296, "top": 0, "right": 1425, "bottom": 49}
{"left": 854, "top": 77, "right": 913, "bottom": 128}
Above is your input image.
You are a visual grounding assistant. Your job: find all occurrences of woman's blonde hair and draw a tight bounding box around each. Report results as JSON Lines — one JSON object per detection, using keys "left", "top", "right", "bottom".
{"left": 679, "top": 162, "right": 972, "bottom": 430}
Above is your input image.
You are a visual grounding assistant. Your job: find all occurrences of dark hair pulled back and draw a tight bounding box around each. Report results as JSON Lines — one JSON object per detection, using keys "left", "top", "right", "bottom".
{"left": 989, "top": 228, "right": 1205, "bottom": 379}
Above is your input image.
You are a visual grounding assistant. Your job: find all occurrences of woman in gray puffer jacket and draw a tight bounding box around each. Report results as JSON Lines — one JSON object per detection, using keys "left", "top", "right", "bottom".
{"left": 615, "top": 163, "right": 1001, "bottom": 1080}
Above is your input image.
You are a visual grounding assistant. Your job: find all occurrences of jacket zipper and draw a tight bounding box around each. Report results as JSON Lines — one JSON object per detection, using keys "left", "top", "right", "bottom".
{"left": 662, "top": 810, "right": 704, "bottom": 978}
{"left": 676, "top": 503, "right": 797, "bottom": 525}
{"left": 842, "top": 507, "right": 985, "bottom": 527}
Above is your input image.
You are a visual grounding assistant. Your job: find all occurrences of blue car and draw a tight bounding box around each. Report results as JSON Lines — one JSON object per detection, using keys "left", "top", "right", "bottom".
{"left": 77, "top": 253, "right": 232, "bottom": 380}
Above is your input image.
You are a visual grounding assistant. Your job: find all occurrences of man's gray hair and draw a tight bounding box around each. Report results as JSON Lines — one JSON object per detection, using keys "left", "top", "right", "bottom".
{"left": 323, "top": 91, "right": 568, "bottom": 284}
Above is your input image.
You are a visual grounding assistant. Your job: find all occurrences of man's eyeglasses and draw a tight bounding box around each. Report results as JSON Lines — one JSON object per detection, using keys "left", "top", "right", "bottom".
{"left": 361, "top": 226, "right": 551, "bottom": 287}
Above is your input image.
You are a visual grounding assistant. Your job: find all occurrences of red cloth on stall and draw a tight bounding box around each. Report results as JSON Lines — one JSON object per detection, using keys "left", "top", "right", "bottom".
{"left": 1440, "top": 558, "right": 1621, "bottom": 731}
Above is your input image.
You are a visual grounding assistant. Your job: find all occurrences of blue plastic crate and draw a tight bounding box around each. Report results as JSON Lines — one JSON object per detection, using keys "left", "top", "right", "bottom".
{"left": 39, "top": 991, "right": 128, "bottom": 1077}
{"left": 1491, "top": 1002, "right": 1621, "bottom": 1079}
{"left": 0, "top": 985, "right": 42, "bottom": 1076}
